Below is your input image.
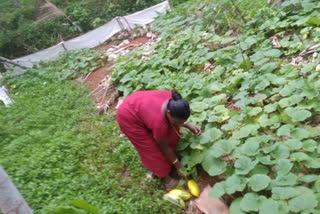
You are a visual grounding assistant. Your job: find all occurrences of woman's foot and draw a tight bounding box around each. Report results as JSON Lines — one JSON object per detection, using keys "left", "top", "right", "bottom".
{"left": 164, "top": 176, "right": 179, "bottom": 191}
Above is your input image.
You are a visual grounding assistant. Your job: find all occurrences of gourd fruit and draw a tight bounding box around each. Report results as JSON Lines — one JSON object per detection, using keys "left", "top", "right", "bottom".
{"left": 169, "top": 189, "right": 192, "bottom": 200}
{"left": 187, "top": 180, "right": 200, "bottom": 197}
{"left": 163, "top": 193, "right": 185, "bottom": 208}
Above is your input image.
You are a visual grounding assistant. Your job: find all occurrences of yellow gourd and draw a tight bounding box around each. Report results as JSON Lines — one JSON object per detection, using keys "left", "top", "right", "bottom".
{"left": 187, "top": 179, "right": 200, "bottom": 197}
{"left": 163, "top": 193, "right": 185, "bottom": 208}
{"left": 169, "top": 189, "right": 192, "bottom": 201}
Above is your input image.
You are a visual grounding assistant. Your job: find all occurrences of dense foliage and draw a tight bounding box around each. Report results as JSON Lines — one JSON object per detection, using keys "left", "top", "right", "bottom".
{"left": 112, "top": 0, "right": 320, "bottom": 213}
{"left": 0, "top": 50, "right": 178, "bottom": 214}
{"left": 0, "top": 0, "right": 165, "bottom": 59}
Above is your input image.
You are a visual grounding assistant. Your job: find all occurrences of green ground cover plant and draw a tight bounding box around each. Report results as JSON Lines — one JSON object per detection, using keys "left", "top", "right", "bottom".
{"left": 112, "top": 0, "right": 320, "bottom": 212}
{"left": 0, "top": 50, "right": 179, "bottom": 213}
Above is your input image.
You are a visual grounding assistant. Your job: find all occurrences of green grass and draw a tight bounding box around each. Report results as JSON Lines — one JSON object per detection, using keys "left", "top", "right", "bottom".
{"left": 0, "top": 57, "right": 180, "bottom": 213}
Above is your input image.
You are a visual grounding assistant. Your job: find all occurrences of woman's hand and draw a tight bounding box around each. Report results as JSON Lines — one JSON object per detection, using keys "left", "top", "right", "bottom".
{"left": 183, "top": 123, "right": 202, "bottom": 136}
{"left": 189, "top": 125, "right": 202, "bottom": 136}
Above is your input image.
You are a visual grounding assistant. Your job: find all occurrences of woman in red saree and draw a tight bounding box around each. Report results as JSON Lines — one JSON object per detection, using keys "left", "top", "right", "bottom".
{"left": 116, "top": 89, "right": 201, "bottom": 190}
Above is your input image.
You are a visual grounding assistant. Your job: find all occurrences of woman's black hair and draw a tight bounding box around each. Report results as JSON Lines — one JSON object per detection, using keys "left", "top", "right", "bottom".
{"left": 167, "top": 89, "right": 190, "bottom": 120}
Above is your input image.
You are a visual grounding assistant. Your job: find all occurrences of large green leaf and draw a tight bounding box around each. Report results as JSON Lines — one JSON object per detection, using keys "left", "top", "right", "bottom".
{"left": 225, "top": 175, "right": 247, "bottom": 194}
{"left": 191, "top": 101, "right": 209, "bottom": 112}
{"left": 248, "top": 107, "right": 262, "bottom": 116}
{"left": 313, "top": 179, "right": 320, "bottom": 192}
{"left": 288, "top": 193, "right": 317, "bottom": 212}
{"left": 235, "top": 156, "right": 257, "bottom": 175}
{"left": 232, "top": 124, "right": 259, "bottom": 139}
{"left": 245, "top": 36, "right": 258, "bottom": 48}
{"left": 304, "top": 158, "right": 320, "bottom": 169}
{"left": 247, "top": 135, "right": 271, "bottom": 144}
{"left": 202, "top": 154, "right": 226, "bottom": 176}
{"left": 283, "top": 139, "right": 302, "bottom": 151}
{"left": 240, "top": 192, "right": 266, "bottom": 212}
{"left": 259, "top": 199, "right": 287, "bottom": 214}
{"left": 260, "top": 144, "right": 277, "bottom": 154}
{"left": 257, "top": 114, "right": 280, "bottom": 128}
{"left": 230, "top": 197, "right": 245, "bottom": 214}
{"left": 275, "top": 159, "right": 293, "bottom": 175}
{"left": 308, "top": 17, "right": 320, "bottom": 25}
{"left": 302, "top": 83, "right": 319, "bottom": 99}
{"left": 271, "top": 145, "right": 290, "bottom": 159}
{"left": 190, "top": 111, "right": 207, "bottom": 122}
{"left": 273, "top": 173, "right": 297, "bottom": 186}
{"left": 240, "top": 141, "right": 260, "bottom": 156}
{"left": 302, "top": 139, "right": 317, "bottom": 152}
{"left": 290, "top": 152, "right": 311, "bottom": 162}
{"left": 69, "top": 199, "right": 98, "bottom": 214}
{"left": 188, "top": 150, "right": 205, "bottom": 167}
{"left": 250, "top": 164, "right": 269, "bottom": 175}
{"left": 264, "top": 104, "right": 276, "bottom": 113}
{"left": 209, "top": 139, "right": 238, "bottom": 158}
{"left": 207, "top": 114, "right": 220, "bottom": 122}
{"left": 284, "top": 107, "right": 312, "bottom": 122}
{"left": 257, "top": 155, "right": 274, "bottom": 165}
{"left": 255, "top": 80, "right": 270, "bottom": 92}
{"left": 280, "top": 85, "right": 295, "bottom": 97}
{"left": 200, "top": 127, "right": 223, "bottom": 144}
{"left": 52, "top": 206, "right": 86, "bottom": 214}
{"left": 248, "top": 174, "right": 271, "bottom": 192}
{"left": 221, "top": 120, "right": 239, "bottom": 131}
{"left": 264, "top": 49, "right": 282, "bottom": 57}
{"left": 290, "top": 128, "right": 310, "bottom": 140}
{"left": 209, "top": 181, "right": 225, "bottom": 198}
{"left": 298, "top": 175, "right": 318, "bottom": 183}
{"left": 272, "top": 187, "right": 299, "bottom": 200}
{"left": 278, "top": 95, "right": 303, "bottom": 108}
{"left": 277, "top": 124, "right": 294, "bottom": 136}
{"left": 214, "top": 105, "right": 229, "bottom": 114}
{"left": 210, "top": 82, "right": 225, "bottom": 92}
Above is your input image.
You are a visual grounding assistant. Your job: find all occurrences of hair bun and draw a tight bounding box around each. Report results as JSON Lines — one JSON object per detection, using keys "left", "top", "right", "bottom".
{"left": 171, "top": 89, "right": 182, "bottom": 101}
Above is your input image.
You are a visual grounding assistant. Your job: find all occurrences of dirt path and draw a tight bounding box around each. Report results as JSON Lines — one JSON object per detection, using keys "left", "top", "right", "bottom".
{"left": 81, "top": 35, "right": 152, "bottom": 113}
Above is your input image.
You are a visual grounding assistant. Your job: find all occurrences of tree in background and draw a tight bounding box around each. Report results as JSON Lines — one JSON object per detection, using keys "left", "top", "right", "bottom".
{"left": 0, "top": 0, "right": 164, "bottom": 59}
{"left": 14, "top": 0, "right": 21, "bottom": 8}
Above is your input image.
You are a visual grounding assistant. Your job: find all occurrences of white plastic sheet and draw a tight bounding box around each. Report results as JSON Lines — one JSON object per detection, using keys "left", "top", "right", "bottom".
{"left": 64, "top": 18, "right": 121, "bottom": 50}
{"left": 8, "top": 1, "right": 170, "bottom": 70}
{"left": 0, "top": 86, "right": 14, "bottom": 107}
{"left": 12, "top": 43, "right": 66, "bottom": 68}
{"left": 123, "top": 1, "right": 170, "bottom": 29}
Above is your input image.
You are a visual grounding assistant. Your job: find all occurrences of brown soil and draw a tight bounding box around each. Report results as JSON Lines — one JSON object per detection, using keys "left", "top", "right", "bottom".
{"left": 85, "top": 62, "right": 111, "bottom": 91}
{"left": 184, "top": 169, "right": 229, "bottom": 214}
{"left": 227, "top": 99, "right": 242, "bottom": 112}
{"left": 120, "top": 36, "right": 150, "bottom": 49}
{"left": 95, "top": 44, "right": 114, "bottom": 52}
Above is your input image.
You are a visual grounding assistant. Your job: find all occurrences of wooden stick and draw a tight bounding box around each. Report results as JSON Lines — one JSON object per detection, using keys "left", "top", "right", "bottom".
{"left": 0, "top": 56, "right": 28, "bottom": 70}
{"left": 81, "top": 71, "right": 93, "bottom": 84}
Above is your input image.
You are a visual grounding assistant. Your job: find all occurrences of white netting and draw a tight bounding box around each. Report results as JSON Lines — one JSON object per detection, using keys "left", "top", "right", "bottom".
{"left": 64, "top": 18, "right": 121, "bottom": 51}
{"left": 4, "top": 1, "right": 169, "bottom": 71}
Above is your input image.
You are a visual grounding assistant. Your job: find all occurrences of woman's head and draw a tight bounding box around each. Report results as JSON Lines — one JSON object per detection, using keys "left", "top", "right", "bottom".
{"left": 166, "top": 89, "right": 190, "bottom": 126}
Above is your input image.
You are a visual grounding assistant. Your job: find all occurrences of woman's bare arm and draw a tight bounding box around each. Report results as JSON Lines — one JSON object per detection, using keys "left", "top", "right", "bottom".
{"left": 155, "top": 140, "right": 183, "bottom": 169}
